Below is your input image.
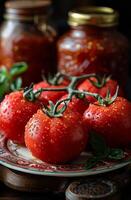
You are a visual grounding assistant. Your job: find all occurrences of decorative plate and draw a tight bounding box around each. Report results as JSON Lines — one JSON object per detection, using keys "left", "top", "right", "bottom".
{"left": 0, "top": 134, "right": 131, "bottom": 177}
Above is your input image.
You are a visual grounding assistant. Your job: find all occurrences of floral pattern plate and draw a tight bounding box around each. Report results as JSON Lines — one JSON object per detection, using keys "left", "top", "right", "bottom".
{"left": 0, "top": 134, "right": 131, "bottom": 177}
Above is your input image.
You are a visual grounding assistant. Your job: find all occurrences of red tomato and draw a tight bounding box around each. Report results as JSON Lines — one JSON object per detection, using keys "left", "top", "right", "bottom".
{"left": 83, "top": 97, "right": 131, "bottom": 147}
{"left": 60, "top": 94, "right": 89, "bottom": 114}
{"left": 25, "top": 108, "right": 88, "bottom": 164}
{"left": 78, "top": 78, "right": 124, "bottom": 103}
{"left": 33, "top": 81, "right": 67, "bottom": 104}
{"left": 0, "top": 91, "right": 41, "bottom": 144}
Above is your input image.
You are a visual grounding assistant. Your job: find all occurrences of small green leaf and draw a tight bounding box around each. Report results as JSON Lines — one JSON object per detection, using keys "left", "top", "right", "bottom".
{"left": 10, "top": 77, "right": 22, "bottom": 91}
{"left": 85, "top": 156, "right": 101, "bottom": 169}
{"left": 43, "top": 72, "right": 64, "bottom": 86}
{"left": 10, "top": 62, "right": 28, "bottom": 77}
{"left": 56, "top": 102, "right": 67, "bottom": 115}
{"left": 0, "top": 75, "right": 7, "bottom": 84}
{"left": 0, "top": 67, "right": 8, "bottom": 75}
{"left": 89, "top": 75, "right": 106, "bottom": 88}
{"left": 0, "top": 68, "right": 8, "bottom": 83}
{"left": 106, "top": 89, "right": 111, "bottom": 100}
{"left": 97, "top": 96, "right": 105, "bottom": 106}
{"left": 0, "top": 67, "right": 10, "bottom": 100}
{"left": 108, "top": 86, "right": 119, "bottom": 105}
{"left": 0, "top": 81, "right": 10, "bottom": 101}
{"left": 90, "top": 132, "right": 109, "bottom": 158}
{"left": 49, "top": 101, "right": 55, "bottom": 111}
{"left": 108, "top": 148, "right": 124, "bottom": 160}
{"left": 23, "top": 84, "right": 36, "bottom": 102}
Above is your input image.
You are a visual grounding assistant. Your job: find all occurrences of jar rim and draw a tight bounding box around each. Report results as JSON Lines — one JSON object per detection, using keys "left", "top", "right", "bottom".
{"left": 5, "top": 0, "right": 51, "bottom": 10}
{"left": 5, "top": 0, "right": 51, "bottom": 21}
{"left": 68, "top": 6, "right": 119, "bottom": 27}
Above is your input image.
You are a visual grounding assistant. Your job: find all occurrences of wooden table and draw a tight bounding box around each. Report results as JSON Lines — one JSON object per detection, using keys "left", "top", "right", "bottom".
{"left": 0, "top": 165, "right": 131, "bottom": 200}
{"left": 0, "top": 180, "right": 131, "bottom": 200}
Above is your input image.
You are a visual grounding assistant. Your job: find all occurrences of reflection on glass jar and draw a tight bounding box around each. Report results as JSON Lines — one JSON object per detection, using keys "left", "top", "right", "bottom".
{"left": 0, "top": 0, "right": 57, "bottom": 86}
{"left": 58, "top": 7, "right": 128, "bottom": 87}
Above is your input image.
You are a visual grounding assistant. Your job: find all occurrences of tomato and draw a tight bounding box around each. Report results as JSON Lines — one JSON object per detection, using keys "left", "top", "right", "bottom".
{"left": 25, "top": 108, "right": 88, "bottom": 163}
{"left": 83, "top": 97, "right": 131, "bottom": 147}
{"left": 78, "top": 78, "right": 124, "bottom": 103}
{"left": 0, "top": 91, "right": 41, "bottom": 144}
{"left": 60, "top": 94, "right": 89, "bottom": 114}
{"left": 33, "top": 81, "right": 67, "bottom": 104}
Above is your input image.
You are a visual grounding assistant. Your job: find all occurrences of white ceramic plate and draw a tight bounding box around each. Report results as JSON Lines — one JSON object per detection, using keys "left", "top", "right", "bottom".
{"left": 0, "top": 134, "right": 131, "bottom": 177}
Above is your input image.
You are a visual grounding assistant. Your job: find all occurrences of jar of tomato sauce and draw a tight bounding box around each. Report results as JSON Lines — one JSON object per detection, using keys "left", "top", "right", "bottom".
{"left": 0, "top": 0, "right": 57, "bottom": 85}
{"left": 57, "top": 7, "right": 128, "bottom": 86}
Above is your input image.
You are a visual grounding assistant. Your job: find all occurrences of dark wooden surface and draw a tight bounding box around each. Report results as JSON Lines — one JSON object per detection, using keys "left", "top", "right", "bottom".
{"left": 0, "top": 182, "right": 131, "bottom": 200}
{"left": 0, "top": 166, "right": 131, "bottom": 200}
{"left": 0, "top": 181, "right": 65, "bottom": 200}
{"left": 0, "top": 180, "right": 131, "bottom": 200}
{"left": 0, "top": 185, "right": 64, "bottom": 200}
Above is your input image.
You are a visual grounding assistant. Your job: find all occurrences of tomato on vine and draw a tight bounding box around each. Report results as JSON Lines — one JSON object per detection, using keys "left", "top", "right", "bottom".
{"left": 25, "top": 108, "right": 88, "bottom": 164}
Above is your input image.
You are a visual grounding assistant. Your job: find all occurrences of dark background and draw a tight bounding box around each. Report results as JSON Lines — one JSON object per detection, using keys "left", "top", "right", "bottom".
{"left": 0, "top": 0, "right": 131, "bottom": 77}
{"left": 0, "top": 1, "right": 131, "bottom": 198}
{"left": 0, "top": 0, "right": 131, "bottom": 37}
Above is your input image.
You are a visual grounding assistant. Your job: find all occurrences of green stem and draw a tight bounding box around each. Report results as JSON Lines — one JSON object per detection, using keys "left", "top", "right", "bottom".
{"left": 75, "top": 73, "right": 97, "bottom": 81}
{"left": 52, "top": 72, "right": 65, "bottom": 85}
{"left": 73, "top": 90, "right": 99, "bottom": 99}
{"left": 52, "top": 98, "right": 71, "bottom": 115}
{"left": 59, "top": 73, "right": 73, "bottom": 81}
{"left": 26, "top": 73, "right": 119, "bottom": 117}
{"left": 36, "top": 87, "right": 67, "bottom": 92}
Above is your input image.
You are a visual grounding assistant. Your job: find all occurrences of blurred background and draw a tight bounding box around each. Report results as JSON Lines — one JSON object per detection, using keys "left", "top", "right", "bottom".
{"left": 1, "top": 0, "right": 130, "bottom": 37}
{"left": 0, "top": 0, "right": 130, "bottom": 74}
{"left": 0, "top": 0, "right": 131, "bottom": 101}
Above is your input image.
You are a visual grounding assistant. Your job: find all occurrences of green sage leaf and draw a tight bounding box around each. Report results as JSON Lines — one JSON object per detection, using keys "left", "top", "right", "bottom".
{"left": 85, "top": 156, "right": 101, "bottom": 169}
{"left": 10, "top": 77, "right": 22, "bottom": 91}
{"left": 108, "top": 148, "right": 124, "bottom": 160}
{"left": 0, "top": 67, "right": 10, "bottom": 100}
{"left": 10, "top": 62, "right": 28, "bottom": 77}
{"left": 0, "top": 81, "right": 9, "bottom": 101}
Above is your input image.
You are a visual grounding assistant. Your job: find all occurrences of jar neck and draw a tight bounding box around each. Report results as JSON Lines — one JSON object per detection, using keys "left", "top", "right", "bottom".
{"left": 4, "top": 13, "right": 48, "bottom": 24}
{"left": 70, "top": 25, "right": 117, "bottom": 32}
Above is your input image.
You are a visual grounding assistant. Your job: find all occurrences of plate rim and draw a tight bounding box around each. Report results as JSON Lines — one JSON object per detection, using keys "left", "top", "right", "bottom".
{"left": 0, "top": 135, "right": 131, "bottom": 177}
{"left": 0, "top": 159, "right": 130, "bottom": 177}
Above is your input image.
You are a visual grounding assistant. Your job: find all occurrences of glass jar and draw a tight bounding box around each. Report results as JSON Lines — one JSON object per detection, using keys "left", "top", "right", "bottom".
{"left": 57, "top": 7, "right": 128, "bottom": 86}
{"left": 0, "top": 0, "right": 57, "bottom": 85}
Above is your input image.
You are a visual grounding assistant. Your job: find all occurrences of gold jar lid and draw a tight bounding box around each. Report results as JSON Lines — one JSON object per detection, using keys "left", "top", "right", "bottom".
{"left": 68, "top": 7, "right": 119, "bottom": 27}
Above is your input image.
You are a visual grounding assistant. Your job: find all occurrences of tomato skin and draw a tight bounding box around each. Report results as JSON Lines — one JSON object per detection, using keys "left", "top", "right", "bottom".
{"left": 78, "top": 78, "right": 124, "bottom": 103}
{"left": 0, "top": 91, "right": 40, "bottom": 144}
{"left": 33, "top": 81, "right": 67, "bottom": 104}
{"left": 60, "top": 94, "right": 89, "bottom": 114}
{"left": 83, "top": 97, "right": 131, "bottom": 148}
{"left": 25, "top": 109, "right": 88, "bottom": 164}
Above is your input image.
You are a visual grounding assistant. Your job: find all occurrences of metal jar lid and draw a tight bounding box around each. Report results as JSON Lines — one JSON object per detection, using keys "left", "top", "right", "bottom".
{"left": 65, "top": 179, "right": 117, "bottom": 200}
{"left": 68, "top": 6, "right": 119, "bottom": 27}
{"left": 5, "top": 0, "right": 51, "bottom": 21}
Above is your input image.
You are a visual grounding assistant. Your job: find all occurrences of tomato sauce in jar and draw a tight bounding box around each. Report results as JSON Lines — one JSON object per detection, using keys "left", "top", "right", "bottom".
{"left": 0, "top": 0, "right": 57, "bottom": 85}
{"left": 58, "top": 7, "right": 128, "bottom": 86}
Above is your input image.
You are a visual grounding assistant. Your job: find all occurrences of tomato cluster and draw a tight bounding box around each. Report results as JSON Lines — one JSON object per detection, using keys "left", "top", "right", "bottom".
{"left": 0, "top": 74, "right": 131, "bottom": 164}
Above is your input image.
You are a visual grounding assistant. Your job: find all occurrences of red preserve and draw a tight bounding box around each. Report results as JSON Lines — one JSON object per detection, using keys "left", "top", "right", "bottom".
{"left": 57, "top": 7, "right": 128, "bottom": 86}
{"left": 0, "top": 0, "right": 57, "bottom": 85}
